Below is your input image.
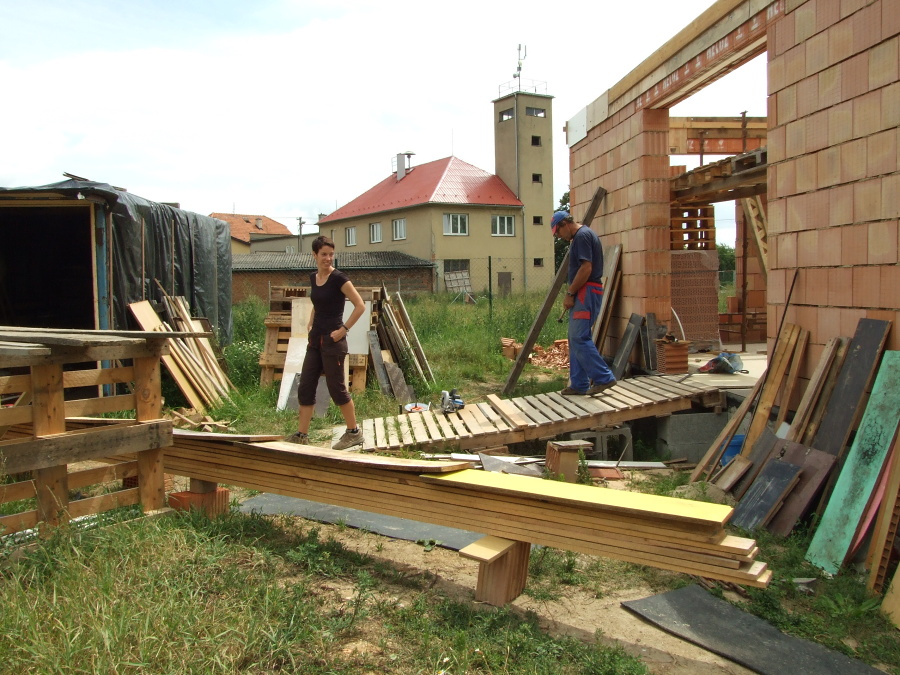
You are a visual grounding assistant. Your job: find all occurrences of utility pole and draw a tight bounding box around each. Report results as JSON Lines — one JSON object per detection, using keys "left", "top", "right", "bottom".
{"left": 297, "top": 216, "right": 305, "bottom": 252}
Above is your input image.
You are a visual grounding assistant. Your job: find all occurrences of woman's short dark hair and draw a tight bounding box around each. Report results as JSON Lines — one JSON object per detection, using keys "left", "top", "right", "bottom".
{"left": 312, "top": 235, "right": 335, "bottom": 253}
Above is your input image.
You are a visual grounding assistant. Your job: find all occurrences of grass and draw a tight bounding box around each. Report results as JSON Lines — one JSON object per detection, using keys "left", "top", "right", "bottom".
{"left": 0, "top": 510, "right": 647, "bottom": 674}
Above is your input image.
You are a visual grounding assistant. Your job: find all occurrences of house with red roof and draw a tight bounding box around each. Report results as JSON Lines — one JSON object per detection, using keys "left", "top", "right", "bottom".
{"left": 211, "top": 213, "right": 293, "bottom": 255}
{"left": 318, "top": 91, "right": 556, "bottom": 294}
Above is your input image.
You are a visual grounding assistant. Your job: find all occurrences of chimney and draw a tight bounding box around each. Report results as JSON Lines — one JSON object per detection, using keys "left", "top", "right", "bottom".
{"left": 255, "top": 218, "right": 263, "bottom": 230}
{"left": 395, "top": 151, "right": 415, "bottom": 181}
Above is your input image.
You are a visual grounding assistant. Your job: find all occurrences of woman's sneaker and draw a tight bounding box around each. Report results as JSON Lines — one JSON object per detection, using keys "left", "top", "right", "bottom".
{"left": 333, "top": 428, "right": 363, "bottom": 450}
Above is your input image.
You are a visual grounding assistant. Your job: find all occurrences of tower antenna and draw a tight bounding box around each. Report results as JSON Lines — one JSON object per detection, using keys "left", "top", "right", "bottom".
{"left": 513, "top": 44, "right": 526, "bottom": 91}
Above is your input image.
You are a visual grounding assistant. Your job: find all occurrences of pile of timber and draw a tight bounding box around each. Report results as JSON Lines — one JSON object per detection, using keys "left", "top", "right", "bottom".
{"left": 159, "top": 436, "right": 770, "bottom": 589}
{"left": 689, "top": 317, "right": 900, "bottom": 598}
{"left": 130, "top": 299, "right": 233, "bottom": 411}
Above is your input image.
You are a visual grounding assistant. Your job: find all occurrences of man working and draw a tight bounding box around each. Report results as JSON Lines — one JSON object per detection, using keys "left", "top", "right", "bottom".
{"left": 551, "top": 210, "right": 617, "bottom": 396}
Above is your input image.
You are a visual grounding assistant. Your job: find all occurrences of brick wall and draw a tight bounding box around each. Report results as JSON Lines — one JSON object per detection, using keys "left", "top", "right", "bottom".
{"left": 768, "top": 0, "right": 900, "bottom": 367}
{"left": 232, "top": 268, "right": 434, "bottom": 304}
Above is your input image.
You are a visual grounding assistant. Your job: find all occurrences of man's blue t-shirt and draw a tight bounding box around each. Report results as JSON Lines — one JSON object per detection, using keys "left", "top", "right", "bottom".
{"left": 568, "top": 226, "right": 604, "bottom": 285}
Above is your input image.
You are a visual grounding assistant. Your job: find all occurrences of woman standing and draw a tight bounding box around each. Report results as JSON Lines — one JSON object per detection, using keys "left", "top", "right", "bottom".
{"left": 285, "top": 235, "right": 366, "bottom": 450}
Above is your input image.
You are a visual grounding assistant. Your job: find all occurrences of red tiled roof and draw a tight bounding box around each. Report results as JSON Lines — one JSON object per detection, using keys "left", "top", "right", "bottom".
{"left": 319, "top": 156, "right": 522, "bottom": 223}
{"left": 210, "top": 213, "right": 293, "bottom": 243}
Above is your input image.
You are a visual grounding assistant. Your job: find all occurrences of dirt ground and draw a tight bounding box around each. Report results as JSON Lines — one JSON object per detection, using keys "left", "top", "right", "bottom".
{"left": 302, "top": 519, "right": 756, "bottom": 675}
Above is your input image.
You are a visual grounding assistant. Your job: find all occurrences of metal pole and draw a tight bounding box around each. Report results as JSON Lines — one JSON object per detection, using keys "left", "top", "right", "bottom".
{"left": 488, "top": 255, "right": 493, "bottom": 320}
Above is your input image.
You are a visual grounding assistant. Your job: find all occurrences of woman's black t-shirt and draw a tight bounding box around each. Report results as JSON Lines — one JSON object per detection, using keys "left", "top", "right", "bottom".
{"left": 309, "top": 269, "right": 349, "bottom": 340}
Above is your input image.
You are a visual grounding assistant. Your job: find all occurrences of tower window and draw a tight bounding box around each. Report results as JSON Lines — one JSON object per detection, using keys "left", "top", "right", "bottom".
{"left": 499, "top": 108, "right": 514, "bottom": 122}
{"left": 533, "top": 215, "right": 543, "bottom": 225}
{"left": 532, "top": 173, "right": 542, "bottom": 183}
{"left": 531, "top": 135, "right": 541, "bottom": 146}
{"left": 533, "top": 258, "right": 544, "bottom": 267}
{"left": 525, "top": 107, "right": 546, "bottom": 117}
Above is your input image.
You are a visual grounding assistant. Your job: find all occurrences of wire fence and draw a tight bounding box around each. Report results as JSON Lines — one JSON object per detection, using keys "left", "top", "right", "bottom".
{"left": 434, "top": 257, "right": 559, "bottom": 300}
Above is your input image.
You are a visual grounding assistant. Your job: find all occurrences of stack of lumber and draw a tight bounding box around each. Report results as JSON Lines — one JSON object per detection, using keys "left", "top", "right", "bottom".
{"left": 129, "top": 300, "right": 232, "bottom": 411}
{"left": 159, "top": 437, "right": 771, "bottom": 589}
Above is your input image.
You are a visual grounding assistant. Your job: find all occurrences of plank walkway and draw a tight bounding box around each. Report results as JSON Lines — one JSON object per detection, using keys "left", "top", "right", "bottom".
{"left": 362, "top": 375, "right": 721, "bottom": 452}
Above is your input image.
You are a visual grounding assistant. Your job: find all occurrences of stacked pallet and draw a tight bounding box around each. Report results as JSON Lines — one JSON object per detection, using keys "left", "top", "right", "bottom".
{"left": 160, "top": 436, "right": 770, "bottom": 589}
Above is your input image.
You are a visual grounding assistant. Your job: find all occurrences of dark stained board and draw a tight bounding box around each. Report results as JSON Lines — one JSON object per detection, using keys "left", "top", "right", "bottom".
{"left": 730, "top": 460, "right": 802, "bottom": 531}
{"left": 612, "top": 313, "right": 644, "bottom": 380}
{"left": 731, "top": 427, "right": 780, "bottom": 499}
{"left": 766, "top": 442, "right": 836, "bottom": 537}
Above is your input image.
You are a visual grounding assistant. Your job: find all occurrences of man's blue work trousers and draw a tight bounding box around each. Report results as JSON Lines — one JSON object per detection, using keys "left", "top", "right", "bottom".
{"left": 567, "top": 281, "right": 616, "bottom": 392}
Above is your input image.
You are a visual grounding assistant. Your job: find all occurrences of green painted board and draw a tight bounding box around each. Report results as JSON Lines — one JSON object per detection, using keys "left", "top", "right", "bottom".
{"left": 806, "top": 351, "right": 900, "bottom": 575}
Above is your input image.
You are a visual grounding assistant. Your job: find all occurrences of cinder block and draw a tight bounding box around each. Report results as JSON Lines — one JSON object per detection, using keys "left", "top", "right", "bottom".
{"left": 841, "top": 138, "right": 868, "bottom": 183}
{"left": 853, "top": 90, "right": 882, "bottom": 139}
{"left": 827, "top": 266, "right": 854, "bottom": 307}
{"left": 867, "top": 130, "right": 898, "bottom": 177}
{"left": 868, "top": 220, "right": 899, "bottom": 264}
{"left": 852, "top": 265, "right": 881, "bottom": 307}
{"left": 168, "top": 487, "right": 230, "bottom": 517}
{"left": 656, "top": 412, "right": 729, "bottom": 464}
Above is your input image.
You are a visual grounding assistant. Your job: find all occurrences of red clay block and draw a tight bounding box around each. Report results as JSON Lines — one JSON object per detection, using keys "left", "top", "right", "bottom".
{"left": 880, "top": 265, "right": 900, "bottom": 308}
{"left": 852, "top": 265, "right": 882, "bottom": 307}
{"left": 828, "top": 100, "right": 853, "bottom": 145}
{"left": 785, "top": 43, "right": 808, "bottom": 86}
{"left": 884, "top": 82, "right": 900, "bottom": 129}
{"left": 797, "top": 75, "right": 820, "bottom": 117}
{"left": 868, "top": 220, "right": 899, "bottom": 264}
{"left": 818, "top": 64, "right": 843, "bottom": 108}
{"left": 786, "top": 118, "right": 808, "bottom": 157}
{"left": 841, "top": 222, "right": 869, "bottom": 265}
{"left": 854, "top": 178, "right": 883, "bottom": 223}
{"left": 870, "top": 36, "right": 899, "bottom": 88}
{"left": 807, "top": 109, "right": 830, "bottom": 153}
{"left": 817, "top": 306, "right": 842, "bottom": 340}
{"left": 797, "top": 229, "right": 820, "bottom": 268}
{"left": 817, "top": 146, "right": 842, "bottom": 187}
{"left": 853, "top": 90, "right": 882, "bottom": 138}
{"left": 883, "top": 173, "right": 900, "bottom": 218}
{"left": 842, "top": 53, "right": 870, "bottom": 100}
{"left": 805, "top": 267, "right": 831, "bottom": 305}
{"left": 776, "top": 10, "right": 797, "bottom": 56}
{"left": 776, "top": 159, "right": 798, "bottom": 196}
{"left": 778, "top": 85, "right": 798, "bottom": 125}
{"left": 776, "top": 231, "right": 799, "bottom": 268}
{"left": 827, "top": 266, "right": 854, "bottom": 306}
{"left": 795, "top": 1, "right": 817, "bottom": 43}
{"left": 867, "top": 129, "right": 898, "bottom": 177}
{"left": 853, "top": 3, "right": 882, "bottom": 53}
{"left": 819, "top": 226, "right": 843, "bottom": 267}
{"left": 769, "top": 125, "right": 787, "bottom": 164}
{"left": 885, "top": 0, "right": 900, "bottom": 38}
{"left": 840, "top": 307, "right": 867, "bottom": 336}
{"left": 828, "top": 18, "right": 855, "bottom": 65}
{"left": 829, "top": 183, "right": 855, "bottom": 226}
{"left": 806, "top": 31, "right": 830, "bottom": 75}
{"left": 796, "top": 154, "right": 818, "bottom": 192}
{"left": 168, "top": 487, "right": 230, "bottom": 517}
{"left": 841, "top": 138, "right": 868, "bottom": 183}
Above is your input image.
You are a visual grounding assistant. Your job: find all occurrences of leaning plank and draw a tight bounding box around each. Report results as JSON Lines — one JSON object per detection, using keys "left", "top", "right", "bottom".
{"left": 730, "top": 461, "right": 802, "bottom": 531}
{"left": 612, "top": 314, "right": 644, "bottom": 380}
{"left": 393, "top": 292, "right": 434, "bottom": 382}
{"left": 765, "top": 442, "right": 836, "bottom": 538}
{"left": 806, "top": 351, "right": 900, "bottom": 575}
{"left": 786, "top": 337, "right": 841, "bottom": 443}
{"left": 367, "top": 330, "right": 393, "bottom": 396}
{"left": 867, "top": 436, "right": 900, "bottom": 592}
{"left": 744, "top": 324, "right": 800, "bottom": 451}
{"left": 811, "top": 318, "right": 891, "bottom": 456}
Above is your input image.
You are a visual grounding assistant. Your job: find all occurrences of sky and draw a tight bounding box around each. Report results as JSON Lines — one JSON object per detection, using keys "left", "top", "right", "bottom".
{"left": 0, "top": 0, "right": 767, "bottom": 245}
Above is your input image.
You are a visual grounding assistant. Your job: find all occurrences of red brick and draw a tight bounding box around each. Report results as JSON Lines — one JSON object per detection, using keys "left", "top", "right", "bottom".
{"left": 817, "top": 146, "right": 842, "bottom": 187}
{"left": 868, "top": 219, "right": 899, "bottom": 264}
{"left": 841, "top": 138, "right": 868, "bottom": 182}
{"left": 820, "top": 226, "right": 844, "bottom": 267}
{"left": 168, "top": 487, "right": 230, "bottom": 517}
{"left": 854, "top": 178, "right": 883, "bottom": 222}
{"left": 842, "top": 53, "right": 870, "bottom": 100}
{"left": 829, "top": 183, "right": 855, "bottom": 225}
{"left": 827, "top": 266, "right": 854, "bottom": 306}
{"left": 881, "top": 265, "right": 900, "bottom": 308}
{"left": 817, "top": 305, "right": 843, "bottom": 339}
{"left": 853, "top": 90, "right": 882, "bottom": 138}
{"left": 828, "top": 17, "right": 856, "bottom": 64}
{"left": 867, "top": 129, "right": 898, "bottom": 176}
{"left": 852, "top": 265, "right": 881, "bottom": 306}
{"left": 841, "top": 222, "right": 869, "bottom": 265}
{"left": 870, "top": 36, "right": 900, "bottom": 89}
{"left": 828, "top": 100, "right": 853, "bottom": 145}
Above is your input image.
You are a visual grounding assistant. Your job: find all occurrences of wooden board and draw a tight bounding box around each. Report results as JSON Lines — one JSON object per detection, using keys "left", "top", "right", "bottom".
{"left": 807, "top": 351, "right": 900, "bottom": 575}
{"left": 867, "top": 435, "right": 900, "bottom": 592}
{"left": 811, "top": 319, "right": 892, "bottom": 456}
{"left": 732, "top": 427, "right": 780, "bottom": 500}
{"left": 766, "top": 442, "right": 836, "bottom": 538}
{"left": 787, "top": 337, "right": 841, "bottom": 443}
{"left": 367, "top": 330, "right": 392, "bottom": 396}
{"left": 612, "top": 313, "right": 643, "bottom": 380}
{"left": 882, "top": 567, "right": 900, "bottom": 629}
{"left": 730, "top": 460, "right": 802, "bottom": 531}
{"left": 249, "top": 441, "right": 472, "bottom": 472}
{"left": 744, "top": 323, "right": 801, "bottom": 451}
{"left": 713, "top": 455, "right": 752, "bottom": 492}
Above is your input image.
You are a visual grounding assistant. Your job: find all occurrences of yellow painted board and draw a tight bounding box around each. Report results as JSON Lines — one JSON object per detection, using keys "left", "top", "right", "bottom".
{"left": 421, "top": 469, "right": 732, "bottom": 528}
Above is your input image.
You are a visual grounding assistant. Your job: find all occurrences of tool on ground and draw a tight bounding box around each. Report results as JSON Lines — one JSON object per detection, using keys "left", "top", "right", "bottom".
{"left": 440, "top": 389, "right": 465, "bottom": 413}
{"left": 557, "top": 308, "right": 569, "bottom": 323}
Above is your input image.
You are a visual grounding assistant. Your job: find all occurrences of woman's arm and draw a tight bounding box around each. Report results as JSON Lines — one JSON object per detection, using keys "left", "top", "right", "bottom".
{"left": 329, "top": 280, "right": 366, "bottom": 341}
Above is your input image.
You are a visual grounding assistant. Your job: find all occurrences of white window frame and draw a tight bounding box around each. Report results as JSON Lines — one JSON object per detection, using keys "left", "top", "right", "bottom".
{"left": 392, "top": 218, "right": 406, "bottom": 240}
{"left": 345, "top": 226, "right": 356, "bottom": 247}
{"left": 369, "top": 222, "right": 382, "bottom": 243}
{"left": 443, "top": 213, "right": 468, "bottom": 236}
{"left": 491, "top": 215, "right": 515, "bottom": 237}
{"left": 525, "top": 107, "right": 546, "bottom": 117}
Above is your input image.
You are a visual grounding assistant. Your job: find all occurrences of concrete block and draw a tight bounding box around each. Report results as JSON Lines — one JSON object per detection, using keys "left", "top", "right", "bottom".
{"left": 656, "top": 411, "right": 730, "bottom": 464}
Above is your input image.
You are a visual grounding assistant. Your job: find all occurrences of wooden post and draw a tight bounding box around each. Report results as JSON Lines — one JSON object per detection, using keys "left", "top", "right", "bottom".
{"left": 31, "top": 363, "right": 69, "bottom": 532}
{"left": 459, "top": 535, "right": 531, "bottom": 606}
{"left": 134, "top": 352, "right": 165, "bottom": 512}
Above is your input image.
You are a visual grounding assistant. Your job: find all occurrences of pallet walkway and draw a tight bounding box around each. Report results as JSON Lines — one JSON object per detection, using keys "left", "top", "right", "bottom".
{"left": 362, "top": 375, "right": 721, "bottom": 452}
